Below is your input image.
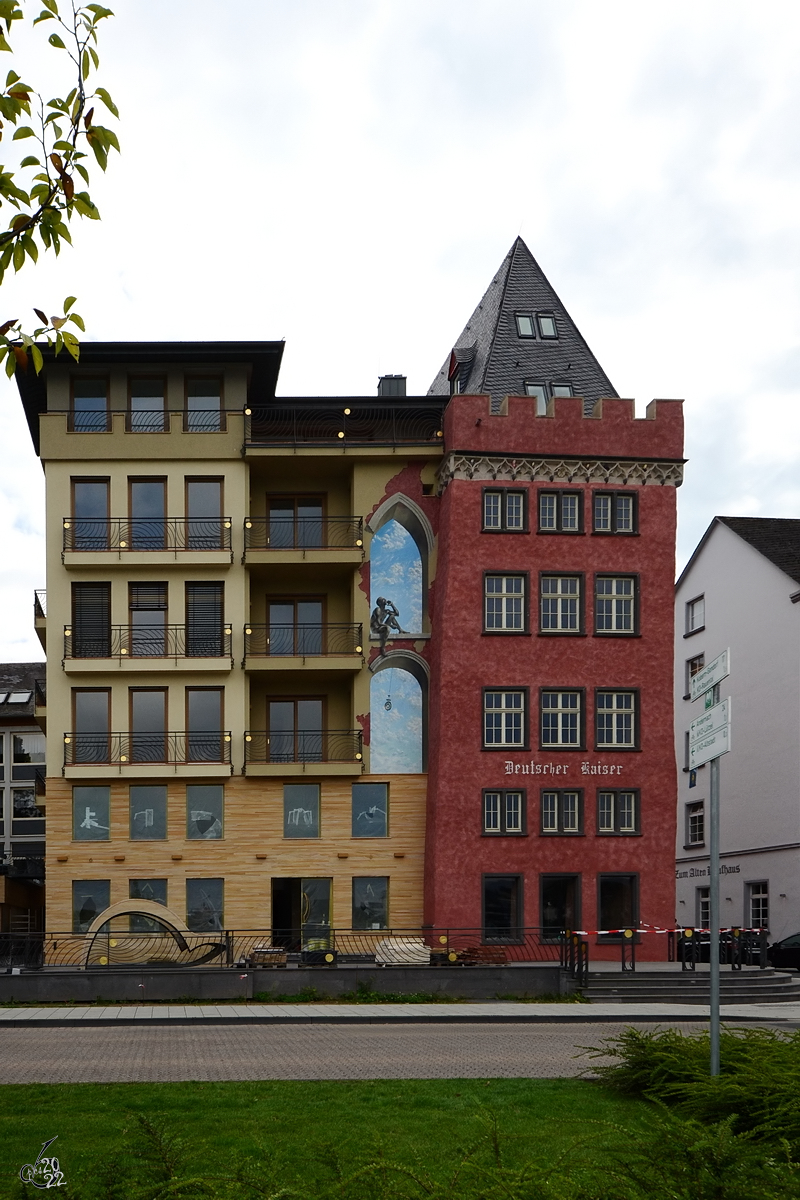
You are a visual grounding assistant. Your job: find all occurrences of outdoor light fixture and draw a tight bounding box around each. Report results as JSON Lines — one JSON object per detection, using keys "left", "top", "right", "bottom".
{"left": 224, "top": 735, "right": 231, "bottom": 742}
{"left": 245, "top": 627, "right": 252, "bottom": 635}
{"left": 244, "top": 407, "right": 251, "bottom": 415}
{"left": 355, "top": 752, "right": 363, "bottom": 761}
{"left": 245, "top": 520, "right": 252, "bottom": 528}
{"left": 338, "top": 431, "right": 345, "bottom": 439}
{"left": 63, "top": 520, "right": 70, "bottom": 528}
{"left": 120, "top": 540, "right": 127, "bottom": 548}
{"left": 355, "top": 645, "right": 362, "bottom": 654}
{"left": 224, "top": 521, "right": 231, "bottom": 528}
{"left": 245, "top": 735, "right": 252, "bottom": 742}
{"left": 343, "top": 407, "right": 351, "bottom": 415}
{"left": 63, "top": 736, "right": 70, "bottom": 744}
{"left": 224, "top": 627, "right": 232, "bottom": 636}
{"left": 120, "top": 755, "right": 127, "bottom": 762}
{"left": 65, "top": 628, "right": 71, "bottom": 637}
{"left": 120, "top": 647, "right": 128, "bottom": 655}
{"left": 356, "top": 538, "right": 363, "bottom": 547}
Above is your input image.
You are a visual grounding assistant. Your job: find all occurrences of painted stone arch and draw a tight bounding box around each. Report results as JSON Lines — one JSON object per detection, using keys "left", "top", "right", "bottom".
{"left": 367, "top": 494, "right": 434, "bottom": 634}
{"left": 369, "top": 649, "right": 429, "bottom": 772}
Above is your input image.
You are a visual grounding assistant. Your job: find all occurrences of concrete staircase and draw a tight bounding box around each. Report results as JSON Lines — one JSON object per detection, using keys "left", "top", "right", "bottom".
{"left": 584, "top": 968, "right": 800, "bottom": 1005}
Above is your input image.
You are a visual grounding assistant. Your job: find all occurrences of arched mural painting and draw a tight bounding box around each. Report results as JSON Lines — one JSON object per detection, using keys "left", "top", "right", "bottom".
{"left": 369, "top": 652, "right": 428, "bottom": 773}
{"left": 367, "top": 493, "right": 433, "bottom": 642}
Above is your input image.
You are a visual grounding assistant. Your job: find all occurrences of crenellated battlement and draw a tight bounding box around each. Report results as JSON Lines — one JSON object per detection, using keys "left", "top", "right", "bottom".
{"left": 443, "top": 393, "right": 684, "bottom": 462}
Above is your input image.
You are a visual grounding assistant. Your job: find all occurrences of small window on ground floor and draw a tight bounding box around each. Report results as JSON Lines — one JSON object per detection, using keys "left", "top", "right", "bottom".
{"left": 186, "top": 878, "right": 224, "bottom": 932}
{"left": 352, "top": 877, "right": 388, "bottom": 930}
{"left": 72, "top": 879, "right": 110, "bottom": 933}
{"left": 483, "top": 874, "right": 523, "bottom": 943}
{"left": 598, "top": 874, "right": 638, "bottom": 938}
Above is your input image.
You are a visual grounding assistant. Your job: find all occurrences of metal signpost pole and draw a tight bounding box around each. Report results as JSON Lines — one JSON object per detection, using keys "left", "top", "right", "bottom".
{"left": 709, "top": 681, "right": 721, "bottom": 1077}
{"left": 689, "top": 649, "right": 731, "bottom": 1079}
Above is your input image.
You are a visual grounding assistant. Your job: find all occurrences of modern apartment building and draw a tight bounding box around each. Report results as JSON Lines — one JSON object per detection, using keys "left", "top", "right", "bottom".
{"left": 17, "top": 238, "right": 684, "bottom": 955}
{"left": 0, "top": 661, "right": 46, "bottom": 932}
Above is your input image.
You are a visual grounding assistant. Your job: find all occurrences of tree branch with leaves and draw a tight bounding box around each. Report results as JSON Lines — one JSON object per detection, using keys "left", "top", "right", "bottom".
{"left": 0, "top": 0, "right": 119, "bottom": 376}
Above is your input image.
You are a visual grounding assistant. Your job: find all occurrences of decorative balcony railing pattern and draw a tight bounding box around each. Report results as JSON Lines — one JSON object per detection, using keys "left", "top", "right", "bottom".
{"left": 63, "top": 731, "right": 232, "bottom": 766}
{"left": 64, "top": 625, "right": 233, "bottom": 660}
{"left": 64, "top": 409, "right": 234, "bottom": 434}
{"left": 244, "top": 729, "right": 363, "bottom": 765}
{"left": 34, "top": 590, "right": 47, "bottom": 619}
{"left": 245, "top": 402, "right": 447, "bottom": 447}
{"left": 34, "top": 679, "right": 46, "bottom": 707}
{"left": 244, "top": 516, "right": 363, "bottom": 551}
{"left": 244, "top": 623, "right": 363, "bottom": 657}
{"left": 63, "top": 518, "right": 233, "bottom": 553}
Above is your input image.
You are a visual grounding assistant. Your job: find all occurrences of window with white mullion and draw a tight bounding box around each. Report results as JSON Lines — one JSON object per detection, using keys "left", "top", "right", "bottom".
{"left": 540, "top": 576, "right": 580, "bottom": 632}
{"left": 485, "top": 575, "right": 525, "bottom": 631}
{"left": 484, "top": 690, "right": 525, "bottom": 747}
{"left": 541, "top": 691, "right": 580, "bottom": 747}
{"left": 596, "top": 691, "right": 635, "bottom": 748}
{"left": 541, "top": 789, "right": 581, "bottom": 834}
{"left": 484, "top": 791, "right": 501, "bottom": 832}
{"left": 599, "top": 790, "right": 639, "bottom": 834}
{"left": 483, "top": 788, "right": 525, "bottom": 834}
{"left": 595, "top": 576, "right": 634, "bottom": 633}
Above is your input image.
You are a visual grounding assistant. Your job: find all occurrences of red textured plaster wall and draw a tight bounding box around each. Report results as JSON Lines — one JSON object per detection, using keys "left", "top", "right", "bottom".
{"left": 425, "top": 395, "right": 683, "bottom": 959}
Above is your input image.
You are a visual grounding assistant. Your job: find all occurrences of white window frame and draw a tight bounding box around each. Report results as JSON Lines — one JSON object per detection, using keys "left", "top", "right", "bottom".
{"left": 538, "top": 490, "right": 581, "bottom": 533}
{"left": 596, "top": 691, "right": 636, "bottom": 748}
{"left": 541, "top": 690, "right": 581, "bottom": 747}
{"left": 483, "top": 789, "right": 525, "bottom": 834}
{"left": 748, "top": 881, "right": 769, "bottom": 930}
{"left": 686, "top": 595, "right": 705, "bottom": 634}
{"left": 483, "top": 690, "right": 525, "bottom": 748}
{"left": 595, "top": 576, "right": 635, "bottom": 634}
{"left": 598, "top": 790, "right": 639, "bottom": 834}
{"left": 485, "top": 575, "right": 525, "bottom": 632}
{"left": 540, "top": 575, "right": 580, "bottom": 632}
{"left": 483, "top": 489, "right": 526, "bottom": 532}
{"left": 686, "top": 800, "right": 705, "bottom": 846}
{"left": 541, "top": 789, "right": 582, "bottom": 834}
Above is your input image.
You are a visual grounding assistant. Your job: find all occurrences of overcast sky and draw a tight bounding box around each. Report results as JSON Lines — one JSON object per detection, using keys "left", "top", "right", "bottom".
{"left": 2, "top": 0, "right": 800, "bottom": 660}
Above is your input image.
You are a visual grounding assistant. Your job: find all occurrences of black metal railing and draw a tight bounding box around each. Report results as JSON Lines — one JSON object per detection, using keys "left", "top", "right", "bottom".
{"left": 63, "top": 517, "right": 233, "bottom": 553}
{"left": 244, "top": 729, "right": 363, "bottom": 765}
{"left": 65, "top": 408, "right": 235, "bottom": 434}
{"left": 245, "top": 402, "right": 447, "bottom": 447}
{"left": 34, "top": 678, "right": 46, "bottom": 707}
{"left": 34, "top": 589, "right": 46, "bottom": 619}
{"left": 678, "top": 927, "right": 768, "bottom": 971}
{"left": 244, "top": 623, "right": 363, "bottom": 657}
{"left": 244, "top": 516, "right": 363, "bottom": 551}
{"left": 63, "top": 731, "right": 232, "bottom": 766}
{"left": 2, "top": 926, "right": 577, "bottom": 971}
{"left": 64, "top": 624, "right": 233, "bottom": 660}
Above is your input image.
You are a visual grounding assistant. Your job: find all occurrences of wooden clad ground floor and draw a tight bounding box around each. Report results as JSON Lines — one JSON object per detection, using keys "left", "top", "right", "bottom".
{"left": 42, "top": 773, "right": 427, "bottom": 931}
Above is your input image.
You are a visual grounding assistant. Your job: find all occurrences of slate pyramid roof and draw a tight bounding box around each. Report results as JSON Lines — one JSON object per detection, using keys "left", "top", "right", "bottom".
{"left": 428, "top": 237, "right": 617, "bottom": 413}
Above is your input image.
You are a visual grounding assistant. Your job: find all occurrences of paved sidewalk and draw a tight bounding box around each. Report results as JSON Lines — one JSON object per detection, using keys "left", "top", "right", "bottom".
{"left": 2, "top": 1000, "right": 800, "bottom": 1025}
{"left": 0, "top": 1020, "right": 706, "bottom": 1083}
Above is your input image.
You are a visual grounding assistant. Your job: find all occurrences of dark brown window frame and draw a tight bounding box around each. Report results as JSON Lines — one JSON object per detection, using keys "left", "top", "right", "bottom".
{"left": 481, "top": 787, "right": 528, "bottom": 836}
{"left": 183, "top": 374, "right": 226, "bottom": 433}
{"left": 70, "top": 476, "right": 110, "bottom": 519}
{"left": 539, "top": 872, "right": 581, "bottom": 940}
{"left": 591, "top": 489, "right": 639, "bottom": 536}
{"left": 481, "top": 873, "right": 525, "bottom": 944}
{"left": 482, "top": 685, "right": 530, "bottom": 752}
{"left": 593, "top": 688, "right": 641, "bottom": 752}
{"left": 482, "top": 571, "right": 530, "bottom": 635}
{"left": 126, "top": 375, "right": 168, "bottom": 433}
{"left": 539, "top": 787, "right": 584, "bottom": 836}
{"left": 593, "top": 573, "right": 640, "bottom": 638}
{"left": 481, "top": 487, "right": 529, "bottom": 533}
{"left": 596, "top": 788, "right": 641, "bottom": 836}
{"left": 69, "top": 374, "right": 110, "bottom": 432}
{"left": 538, "top": 571, "right": 585, "bottom": 636}
{"left": 596, "top": 873, "right": 640, "bottom": 941}
{"left": 536, "top": 488, "right": 583, "bottom": 534}
{"left": 538, "top": 686, "right": 586, "bottom": 752}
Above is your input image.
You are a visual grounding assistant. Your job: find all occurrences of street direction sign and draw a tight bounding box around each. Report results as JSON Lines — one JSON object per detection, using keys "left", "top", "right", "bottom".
{"left": 691, "top": 649, "right": 730, "bottom": 703}
{"left": 690, "top": 698, "right": 731, "bottom": 745}
{"left": 690, "top": 724, "right": 731, "bottom": 769}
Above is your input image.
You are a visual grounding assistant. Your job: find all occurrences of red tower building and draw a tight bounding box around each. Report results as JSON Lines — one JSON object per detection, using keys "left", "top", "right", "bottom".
{"left": 425, "top": 240, "right": 684, "bottom": 956}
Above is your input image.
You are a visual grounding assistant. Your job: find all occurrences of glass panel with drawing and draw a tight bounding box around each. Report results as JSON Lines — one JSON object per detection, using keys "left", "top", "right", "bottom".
{"left": 72, "top": 785, "right": 110, "bottom": 841}
{"left": 283, "top": 783, "right": 320, "bottom": 838}
{"left": 353, "top": 877, "right": 388, "bottom": 930}
{"left": 186, "top": 784, "right": 223, "bottom": 839}
{"left": 186, "top": 877, "right": 224, "bottom": 931}
{"left": 351, "top": 782, "right": 388, "bottom": 837}
{"left": 129, "top": 785, "right": 167, "bottom": 839}
{"left": 72, "top": 879, "right": 110, "bottom": 932}
{"left": 129, "top": 878, "right": 168, "bottom": 932}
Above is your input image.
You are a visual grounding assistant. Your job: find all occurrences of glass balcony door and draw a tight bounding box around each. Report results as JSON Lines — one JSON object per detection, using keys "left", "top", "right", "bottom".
{"left": 73, "top": 689, "right": 110, "bottom": 763}
{"left": 72, "top": 479, "right": 109, "bottom": 550}
{"left": 130, "top": 479, "right": 166, "bottom": 550}
{"left": 268, "top": 699, "right": 323, "bottom": 762}
{"left": 187, "top": 479, "right": 223, "bottom": 550}
{"left": 187, "top": 688, "right": 223, "bottom": 762}
{"left": 129, "top": 583, "right": 167, "bottom": 656}
{"left": 268, "top": 497, "right": 323, "bottom": 548}
{"left": 268, "top": 599, "right": 323, "bottom": 656}
{"left": 129, "top": 379, "right": 166, "bottom": 432}
{"left": 130, "top": 689, "right": 167, "bottom": 763}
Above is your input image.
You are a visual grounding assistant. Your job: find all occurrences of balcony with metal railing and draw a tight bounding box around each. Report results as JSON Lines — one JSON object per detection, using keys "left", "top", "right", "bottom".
{"left": 33, "top": 678, "right": 46, "bottom": 734}
{"left": 244, "top": 400, "right": 447, "bottom": 450}
{"left": 243, "top": 623, "right": 363, "bottom": 670}
{"left": 63, "top": 731, "right": 233, "bottom": 778}
{"left": 243, "top": 516, "right": 363, "bottom": 563}
{"left": 63, "top": 625, "right": 233, "bottom": 673}
{"left": 243, "top": 729, "right": 363, "bottom": 776}
{"left": 62, "top": 518, "right": 233, "bottom": 564}
{"left": 33, "top": 590, "right": 46, "bottom": 650}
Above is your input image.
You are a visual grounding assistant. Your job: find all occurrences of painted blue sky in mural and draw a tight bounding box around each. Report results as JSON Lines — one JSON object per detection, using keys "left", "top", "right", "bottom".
{"left": 370, "top": 668, "right": 423, "bottom": 774}
{"left": 370, "top": 520, "right": 422, "bottom": 634}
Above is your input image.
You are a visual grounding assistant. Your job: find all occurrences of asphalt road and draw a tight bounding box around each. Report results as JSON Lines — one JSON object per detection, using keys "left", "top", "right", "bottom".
{"left": 1, "top": 1020, "right": 705, "bottom": 1083}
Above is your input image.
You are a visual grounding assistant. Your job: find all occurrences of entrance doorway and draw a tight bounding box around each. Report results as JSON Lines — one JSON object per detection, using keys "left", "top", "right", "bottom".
{"left": 540, "top": 875, "right": 580, "bottom": 940}
{"left": 271, "top": 877, "right": 332, "bottom": 950}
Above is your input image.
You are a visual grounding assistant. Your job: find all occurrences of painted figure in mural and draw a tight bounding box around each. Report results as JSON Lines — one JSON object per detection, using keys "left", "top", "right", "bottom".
{"left": 370, "top": 597, "right": 408, "bottom": 654}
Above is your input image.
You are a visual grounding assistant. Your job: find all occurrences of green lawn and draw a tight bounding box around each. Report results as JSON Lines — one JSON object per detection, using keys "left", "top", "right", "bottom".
{"left": 1, "top": 1077, "right": 652, "bottom": 1197}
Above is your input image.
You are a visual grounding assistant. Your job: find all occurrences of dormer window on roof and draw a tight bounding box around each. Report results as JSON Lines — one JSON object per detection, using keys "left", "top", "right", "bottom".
{"left": 523, "top": 382, "right": 547, "bottom": 414}
{"left": 5, "top": 691, "right": 32, "bottom": 703}
{"left": 551, "top": 383, "right": 573, "bottom": 397}
{"left": 537, "top": 313, "right": 557, "bottom": 338}
{"left": 515, "top": 314, "right": 535, "bottom": 338}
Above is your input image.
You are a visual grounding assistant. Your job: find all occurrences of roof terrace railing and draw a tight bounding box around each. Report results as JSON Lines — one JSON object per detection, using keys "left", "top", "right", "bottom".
{"left": 245, "top": 402, "right": 446, "bottom": 447}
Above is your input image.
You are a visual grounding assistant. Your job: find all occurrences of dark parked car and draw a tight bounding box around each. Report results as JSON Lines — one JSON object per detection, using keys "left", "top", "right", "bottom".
{"left": 767, "top": 932, "right": 800, "bottom": 971}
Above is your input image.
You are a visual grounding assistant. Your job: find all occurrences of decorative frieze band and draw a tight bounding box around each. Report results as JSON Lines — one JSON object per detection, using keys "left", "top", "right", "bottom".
{"left": 436, "top": 452, "right": 684, "bottom": 493}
